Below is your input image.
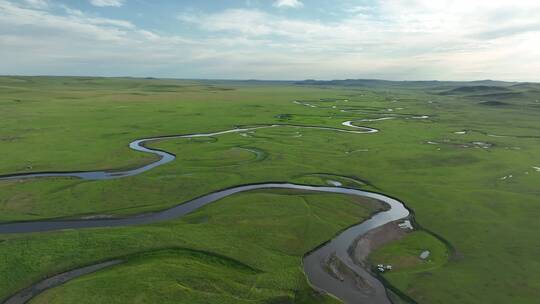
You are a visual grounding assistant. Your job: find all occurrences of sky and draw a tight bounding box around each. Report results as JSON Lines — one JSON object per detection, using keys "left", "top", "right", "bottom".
{"left": 1, "top": 0, "right": 539, "bottom": 81}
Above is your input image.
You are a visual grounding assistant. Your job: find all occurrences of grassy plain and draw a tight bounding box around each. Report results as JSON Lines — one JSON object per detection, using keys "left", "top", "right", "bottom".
{"left": 1, "top": 77, "right": 540, "bottom": 303}
{"left": 1, "top": 190, "right": 379, "bottom": 303}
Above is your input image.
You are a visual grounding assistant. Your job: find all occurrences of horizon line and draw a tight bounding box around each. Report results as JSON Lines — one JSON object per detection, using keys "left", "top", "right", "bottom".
{"left": 1, "top": 74, "right": 538, "bottom": 84}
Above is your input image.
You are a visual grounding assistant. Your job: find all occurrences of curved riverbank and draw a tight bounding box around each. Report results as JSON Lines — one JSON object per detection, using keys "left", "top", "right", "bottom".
{"left": 0, "top": 122, "right": 414, "bottom": 304}
{"left": 2, "top": 260, "right": 123, "bottom": 304}
{"left": 0, "top": 123, "right": 377, "bottom": 182}
{"left": 0, "top": 183, "right": 410, "bottom": 304}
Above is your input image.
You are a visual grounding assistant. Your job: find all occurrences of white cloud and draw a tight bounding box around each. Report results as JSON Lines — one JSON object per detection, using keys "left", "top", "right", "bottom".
{"left": 176, "top": 2, "right": 540, "bottom": 80}
{"left": 273, "top": 0, "right": 303, "bottom": 9}
{"left": 345, "top": 5, "right": 375, "bottom": 14}
{"left": 0, "top": 0, "right": 233, "bottom": 77}
{"left": 1, "top": 0, "right": 540, "bottom": 80}
{"left": 89, "top": 0, "right": 124, "bottom": 7}
{"left": 22, "top": 0, "right": 48, "bottom": 8}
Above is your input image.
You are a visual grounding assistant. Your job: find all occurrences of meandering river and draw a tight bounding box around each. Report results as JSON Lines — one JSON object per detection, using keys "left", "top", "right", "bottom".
{"left": 0, "top": 123, "right": 377, "bottom": 181}
{"left": 0, "top": 122, "right": 412, "bottom": 304}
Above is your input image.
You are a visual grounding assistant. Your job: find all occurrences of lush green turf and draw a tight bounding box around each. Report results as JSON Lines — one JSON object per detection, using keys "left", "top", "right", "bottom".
{"left": 369, "top": 231, "right": 449, "bottom": 273}
{"left": 0, "top": 190, "right": 378, "bottom": 304}
{"left": 368, "top": 231, "right": 450, "bottom": 302}
{"left": 1, "top": 76, "right": 540, "bottom": 303}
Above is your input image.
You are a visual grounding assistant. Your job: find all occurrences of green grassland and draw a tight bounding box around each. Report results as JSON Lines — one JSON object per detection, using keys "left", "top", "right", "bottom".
{"left": 1, "top": 76, "right": 540, "bottom": 303}
{"left": 1, "top": 190, "right": 378, "bottom": 304}
{"left": 369, "top": 231, "right": 450, "bottom": 302}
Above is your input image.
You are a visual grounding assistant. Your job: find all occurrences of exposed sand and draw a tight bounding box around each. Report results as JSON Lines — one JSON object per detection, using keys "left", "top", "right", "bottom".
{"left": 352, "top": 220, "right": 411, "bottom": 268}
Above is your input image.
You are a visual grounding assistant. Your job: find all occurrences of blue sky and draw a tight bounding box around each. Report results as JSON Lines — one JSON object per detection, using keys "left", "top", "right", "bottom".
{"left": 1, "top": 0, "right": 539, "bottom": 81}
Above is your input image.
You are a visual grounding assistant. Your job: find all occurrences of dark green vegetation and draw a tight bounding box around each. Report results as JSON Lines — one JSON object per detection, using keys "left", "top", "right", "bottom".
{"left": 1, "top": 76, "right": 540, "bottom": 303}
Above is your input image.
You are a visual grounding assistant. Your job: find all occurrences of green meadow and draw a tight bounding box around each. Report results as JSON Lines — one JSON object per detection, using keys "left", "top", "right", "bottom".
{"left": 1, "top": 76, "right": 539, "bottom": 303}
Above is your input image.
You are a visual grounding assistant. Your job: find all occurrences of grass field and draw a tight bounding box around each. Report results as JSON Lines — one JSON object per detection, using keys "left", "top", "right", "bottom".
{"left": 1, "top": 76, "right": 539, "bottom": 303}
{"left": 0, "top": 189, "right": 382, "bottom": 303}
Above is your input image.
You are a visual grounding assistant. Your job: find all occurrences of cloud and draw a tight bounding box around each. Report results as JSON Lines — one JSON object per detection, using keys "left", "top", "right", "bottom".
{"left": 22, "top": 0, "right": 48, "bottom": 8}
{"left": 273, "top": 0, "right": 303, "bottom": 9}
{"left": 1, "top": 0, "right": 540, "bottom": 81}
{"left": 176, "top": 2, "right": 540, "bottom": 80}
{"left": 0, "top": 0, "right": 235, "bottom": 78}
{"left": 345, "top": 5, "right": 375, "bottom": 14}
{"left": 89, "top": 0, "right": 124, "bottom": 7}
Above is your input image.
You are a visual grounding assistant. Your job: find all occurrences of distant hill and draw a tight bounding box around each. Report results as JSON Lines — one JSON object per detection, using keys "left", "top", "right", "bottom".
{"left": 293, "top": 79, "right": 519, "bottom": 90}
{"left": 474, "top": 92, "right": 525, "bottom": 100}
{"left": 510, "top": 82, "right": 540, "bottom": 92}
{"left": 439, "top": 85, "right": 512, "bottom": 95}
{"left": 294, "top": 78, "right": 457, "bottom": 87}
{"left": 291, "top": 78, "right": 540, "bottom": 106}
{"left": 479, "top": 100, "right": 511, "bottom": 106}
